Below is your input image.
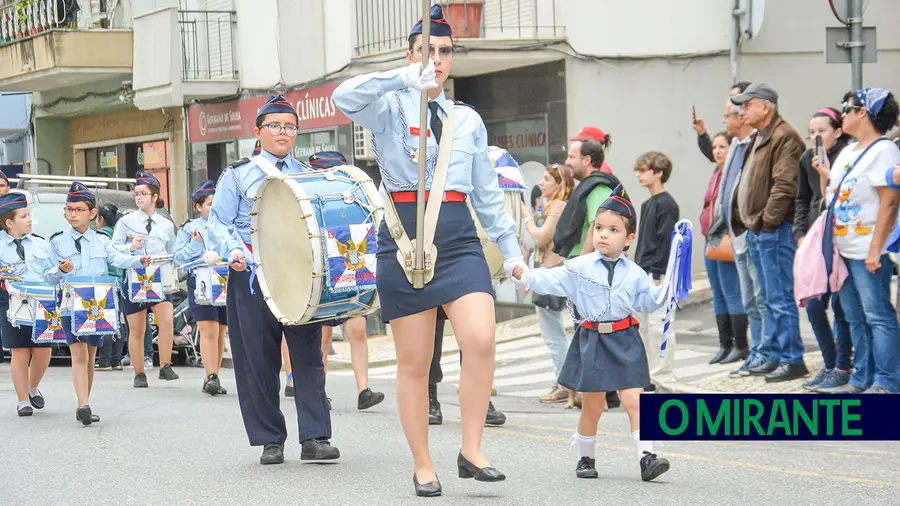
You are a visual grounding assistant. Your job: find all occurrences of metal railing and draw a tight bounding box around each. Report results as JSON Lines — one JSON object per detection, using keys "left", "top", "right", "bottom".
{"left": 354, "top": 0, "right": 564, "bottom": 56}
{"left": 178, "top": 9, "right": 238, "bottom": 81}
{"left": 0, "top": 0, "right": 122, "bottom": 45}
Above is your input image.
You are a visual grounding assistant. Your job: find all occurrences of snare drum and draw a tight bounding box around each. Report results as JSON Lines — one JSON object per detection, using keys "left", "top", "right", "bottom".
{"left": 250, "top": 165, "right": 383, "bottom": 325}
{"left": 6, "top": 281, "right": 56, "bottom": 328}
{"left": 61, "top": 276, "right": 119, "bottom": 336}
{"left": 193, "top": 263, "right": 228, "bottom": 306}
{"left": 471, "top": 147, "right": 527, "bottom": 280}
{"left": 126, "top": 254, "right": 176, "bottom": 302}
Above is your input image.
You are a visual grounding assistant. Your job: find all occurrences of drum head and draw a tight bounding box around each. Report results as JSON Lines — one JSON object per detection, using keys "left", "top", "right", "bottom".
{"left": 252, "top": 177, "right": 317, "bottom": 323}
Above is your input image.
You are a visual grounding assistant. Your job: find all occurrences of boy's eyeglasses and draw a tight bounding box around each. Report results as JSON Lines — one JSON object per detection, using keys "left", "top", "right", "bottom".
{"left": 261, "top": 123, "right": 299, "bottom": 136}
{"left": 63, "top": 206, "right": 90, "bottom": 214}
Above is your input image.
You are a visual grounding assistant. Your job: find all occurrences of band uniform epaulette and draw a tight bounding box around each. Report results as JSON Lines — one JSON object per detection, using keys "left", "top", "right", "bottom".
{"left": 49, "top": 231, "right": 64, "bottom": 240}
{"left": 452, "top": 100, "right": 475, "bottom": 110}
{"left": 31, "top": 234, "right": 44, "bottom": 240}
{"left": 230, "top": 157, "right": 252, "bottom": 169}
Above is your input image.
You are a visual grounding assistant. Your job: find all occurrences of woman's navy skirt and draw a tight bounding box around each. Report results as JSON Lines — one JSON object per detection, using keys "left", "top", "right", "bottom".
{"left": 558, "top": 325, "right": 650, "bottom": 393}
{"left": 376, "top": 201, "right": 494, "bottom": 323}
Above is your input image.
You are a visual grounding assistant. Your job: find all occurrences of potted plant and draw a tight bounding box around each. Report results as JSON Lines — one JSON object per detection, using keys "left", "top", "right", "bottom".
{"left": 14, "top": 0, "right": 36, "bottom": 37}
{"left": 442, "top": 0, "right": 483, "bottom": 39}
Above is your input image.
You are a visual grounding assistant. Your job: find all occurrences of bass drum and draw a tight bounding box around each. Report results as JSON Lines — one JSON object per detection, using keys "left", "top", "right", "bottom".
{"left": 250, "top": 165, "right": 383, "bottom": 326}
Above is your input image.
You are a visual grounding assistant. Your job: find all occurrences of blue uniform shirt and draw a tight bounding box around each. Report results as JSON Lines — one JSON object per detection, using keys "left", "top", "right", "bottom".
{"left": 333, "top": 70, "right": 520, "bottom": 260}
{"left": 206, "top": 150, "right": 312, "bottom": 259}
{"left": 0, "top": 233, "right": 49, "bottom": 282}
{"left": 43, "top": 227, "right": 143, "bottom": 283}
{"left": 527, "top": 252, "right": 666, "bottom": 322}
{"left": 111, "top": 209, "right": 176, "bottom": 256}
{"left": 173, "top": 217, "right": 208, "bottom": 266}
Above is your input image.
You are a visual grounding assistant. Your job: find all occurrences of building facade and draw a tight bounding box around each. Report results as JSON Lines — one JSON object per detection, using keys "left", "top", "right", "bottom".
{"left": 2, "top": 0, "right": 900, "bottom": 272}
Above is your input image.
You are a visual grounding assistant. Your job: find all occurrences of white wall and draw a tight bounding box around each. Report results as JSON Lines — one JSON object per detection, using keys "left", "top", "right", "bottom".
{"left": 564, "top": 0, "right": 732, "bottom": 56}
{"left": 234, "top": 0, "right": 280, "bottom": 88}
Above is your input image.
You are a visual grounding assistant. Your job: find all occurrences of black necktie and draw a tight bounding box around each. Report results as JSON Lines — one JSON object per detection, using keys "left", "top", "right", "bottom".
{"left": 13, "top": 239, "right": 24, "bottom": 261}
{"left": 74, "top": 237, "right": 82, "bottom": 254}
{"left": 276, "top": 160, "right": 285, "bottom": 170}
{"left": 145, "top": 218, "right": 152, "bottom": 233}
{"left": 601, "top": 259, "right": 617, "bottom": 285}
{"left": 428, "top": 102, "right": 443, "bottom": 142}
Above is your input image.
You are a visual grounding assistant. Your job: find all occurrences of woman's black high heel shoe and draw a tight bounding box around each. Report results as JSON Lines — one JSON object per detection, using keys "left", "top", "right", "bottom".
{"left": 413, "top": 473, "right": 442, "bottom": 497}
{"left": 457, "top": 452, "right": 506, "bottom": 482}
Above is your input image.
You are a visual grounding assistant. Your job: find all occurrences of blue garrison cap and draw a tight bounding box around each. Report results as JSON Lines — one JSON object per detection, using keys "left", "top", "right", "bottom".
{"left": 257, "top": 94, "right": 298, "bottom": 121}
{"left": 191, "top": 180, "right": 216, "bottom": 204}
{"left": 67, "top": 182, "right": 96, "bottom": 203}
{"left": 308, "top": 151, "right": 347, "bottom": 170}
{"left": 135, "top": 170, "right": 161, "bottom": 189}
{"left": 409, "top": 4, "right": 452, "bottom": 38}
{"left": 0, "top": 192, "right": 27, "bottom": 214}
{"left": 598, "top": 185, "right": 635, "bottom": 221}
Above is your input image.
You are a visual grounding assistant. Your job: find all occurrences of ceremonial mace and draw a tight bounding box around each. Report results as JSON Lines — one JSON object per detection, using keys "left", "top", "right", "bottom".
{"left": 412, "top": 0, "right": 431, "bottom": 289}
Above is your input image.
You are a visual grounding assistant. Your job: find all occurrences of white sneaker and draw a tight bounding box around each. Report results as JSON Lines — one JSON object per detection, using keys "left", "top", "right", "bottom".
{"left": 144, "top": 357, "right": 154, "bottom": 369}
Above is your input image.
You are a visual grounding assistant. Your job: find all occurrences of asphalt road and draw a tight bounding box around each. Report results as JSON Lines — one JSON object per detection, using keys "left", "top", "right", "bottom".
{"left": 1, "top": 364, "right": 897, "bottom": 505}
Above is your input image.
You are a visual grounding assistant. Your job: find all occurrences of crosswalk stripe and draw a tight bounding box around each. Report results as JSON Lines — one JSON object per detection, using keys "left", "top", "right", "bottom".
{"left": 442, "top": 359, "right": 555, "bottom": 383}
{"left": 493, "top": 371, "right": 557, "bottom": 387}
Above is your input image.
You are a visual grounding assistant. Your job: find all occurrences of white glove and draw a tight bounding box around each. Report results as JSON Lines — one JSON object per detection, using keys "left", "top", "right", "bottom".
{"left": 400, "top": 60, "right": 438, "bottom": 92}
{"left": 503, "top": 257, "right": 530, "bottom": 286}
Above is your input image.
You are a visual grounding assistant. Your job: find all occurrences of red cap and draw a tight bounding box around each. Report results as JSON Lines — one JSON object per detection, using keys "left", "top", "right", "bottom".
{"left": 570, "top": 126, "right": 607, "bottom": 143}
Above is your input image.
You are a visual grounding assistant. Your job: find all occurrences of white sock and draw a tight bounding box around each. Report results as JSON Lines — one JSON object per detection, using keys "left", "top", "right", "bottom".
{"left": 572, "top": 433, "right": 596, "bottom": 459}
{"left": 28, "top": 387, "right": 40, "bottom": 397}
{"left": 632, "top": 430, "right": 653, "bottom": 461}
{"left": 17, "top": 400, "right": 30, "bottom": 409}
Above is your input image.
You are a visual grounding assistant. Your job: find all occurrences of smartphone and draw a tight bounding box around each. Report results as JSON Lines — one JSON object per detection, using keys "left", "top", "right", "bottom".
{"left": 692, "top": 105, "right": 697, "bottom": 122}
{"left": 815, "top": 135, "right": 824, "bottom": 165}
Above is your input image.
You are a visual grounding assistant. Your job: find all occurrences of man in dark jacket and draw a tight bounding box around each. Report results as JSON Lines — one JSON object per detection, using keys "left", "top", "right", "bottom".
{"left": 730, "top": 83, "right": 808, "bottom": 382}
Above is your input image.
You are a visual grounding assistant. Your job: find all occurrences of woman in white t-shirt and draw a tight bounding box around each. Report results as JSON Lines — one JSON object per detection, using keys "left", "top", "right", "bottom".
{"left": 814, "top": 87, "right": 900, "bottom": 394}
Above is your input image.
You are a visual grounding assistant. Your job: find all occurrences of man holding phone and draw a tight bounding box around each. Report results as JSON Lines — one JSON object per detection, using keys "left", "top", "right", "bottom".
{"left": 692, "top": 82, "right": 752, "bottom": 162}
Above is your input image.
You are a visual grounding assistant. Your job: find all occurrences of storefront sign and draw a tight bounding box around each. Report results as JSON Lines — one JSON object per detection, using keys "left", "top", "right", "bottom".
{"left": 486, "top": 117, "right": 549, "bottom": 165}
{"left": 100, "top": 151, "right": 118, "bottom": 169}
{"left": 188, "top": 82, "right": 350, "bottom": 143}
{"left": 292, "top": 130, "right": 339, "bottom": 160}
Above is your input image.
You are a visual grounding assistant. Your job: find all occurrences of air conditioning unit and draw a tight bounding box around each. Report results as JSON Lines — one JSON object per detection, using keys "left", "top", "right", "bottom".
{"left": 353, "top": 123, "right": 376, "bottom": 162}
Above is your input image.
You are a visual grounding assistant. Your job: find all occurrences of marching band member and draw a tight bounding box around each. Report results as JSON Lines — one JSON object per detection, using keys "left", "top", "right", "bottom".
{"left": 206, "top": 95, "right": 339, "bottom": 466}
{"left": 111, "top": 170, "right": 178, "bottom": 388}
{"left": 511, "top": 186, "right": 672, "bottom": 482}
{"left": 173, "top": 180, "right": 228, "bottom": 396}
{"left": 308, "top": 151, "right": 385, "bottom": 411}
{"left": 0, "top": 169, "right": 10, "bottom": 197}
{"left": 44, "top": 183, "right": 151, "bottom": 425}
{"left": 0, "top": 193, "right": 52, "bottom": 416}
{"left": 334, "top": 5, "right": 525, "bottom": 496}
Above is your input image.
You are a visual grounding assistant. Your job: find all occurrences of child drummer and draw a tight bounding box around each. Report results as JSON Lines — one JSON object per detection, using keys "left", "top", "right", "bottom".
{"left": 0, "top": 193, "right": 53, "bottom": 417}
{"left": 111, "top": 170, "right": 178, "bottom": 388}
{"left": 511, "top": 185, "right": 672, "bottom": 482}
{"left": 44, "top": 182, "right": 151, "bottom": 425}
{"left": 173, "top": 180, "right": 228, "bottom": 396}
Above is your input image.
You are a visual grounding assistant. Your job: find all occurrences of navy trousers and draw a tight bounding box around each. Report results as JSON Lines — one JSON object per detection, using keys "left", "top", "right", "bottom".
{"left": 226, "top": 269, "right": 331, "bottom": 446}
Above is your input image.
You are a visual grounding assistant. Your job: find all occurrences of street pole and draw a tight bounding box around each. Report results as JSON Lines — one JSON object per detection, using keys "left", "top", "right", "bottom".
{"left": 849, "top": 0, "right": 863, "bottom": 90}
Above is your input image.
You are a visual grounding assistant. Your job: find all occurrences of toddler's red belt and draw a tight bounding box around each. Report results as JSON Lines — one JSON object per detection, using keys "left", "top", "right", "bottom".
{"left": 580, "top": 316, "right": 639, "bottom": 334}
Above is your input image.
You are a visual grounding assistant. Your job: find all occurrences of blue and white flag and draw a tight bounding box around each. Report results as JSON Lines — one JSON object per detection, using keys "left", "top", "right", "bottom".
{"left": 488, "top": 146, "right": 528, "bottom": 192}
{"left": 653, "top": 219, "right": 694, "bottom": 357}
{"left": 324, "top": 223, "right": 377, "bottom": 293}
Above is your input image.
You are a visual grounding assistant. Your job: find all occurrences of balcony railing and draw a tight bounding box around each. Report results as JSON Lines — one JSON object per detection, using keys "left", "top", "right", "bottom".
{"left": 354, "top": 0, "right": 564, "bottom": 57}
{"left": 178, "top": 9, "right": 237, "bottom": 81}
{"left": 0, "top": 0, "right": 126, "bottom": 45}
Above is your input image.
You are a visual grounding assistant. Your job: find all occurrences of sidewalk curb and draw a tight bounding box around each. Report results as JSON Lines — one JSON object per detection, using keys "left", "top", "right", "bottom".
{"left": 655, "top": 350, "right": 823, "bottom": 394}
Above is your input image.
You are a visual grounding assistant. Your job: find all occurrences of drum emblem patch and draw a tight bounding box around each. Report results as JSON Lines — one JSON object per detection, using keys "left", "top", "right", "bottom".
{"left": 31, "top": 297, "right": 66, "bottom": 343}
{"left": 81, "top": 294, "right": 108, "bottom": 321}
{"left": 73, "top": 286, "right": 118, "bottom": 335}
{"left": 325, "top": 224, "right": 378, "bottom": 293}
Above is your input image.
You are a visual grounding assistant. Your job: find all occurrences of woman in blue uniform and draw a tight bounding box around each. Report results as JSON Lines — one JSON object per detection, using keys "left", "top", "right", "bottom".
{"left": 111, "top": 170, "right": 178, "bottom": 388}
{"left": 44, "top": 183, "right": 150, "bottom": 425}
{"left": 173, "top": 180, "right": 228, "bottom": 396}
{"left": 333, "top": 5, "right": 526, "bottom": 497}
{"left": 0, "top": 193, "right": 53, "bottom": 416}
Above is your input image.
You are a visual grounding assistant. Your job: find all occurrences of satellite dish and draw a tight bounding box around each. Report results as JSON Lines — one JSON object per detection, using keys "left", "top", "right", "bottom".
{"left": 738, "top": 0, "right": 766, "bottom": 40}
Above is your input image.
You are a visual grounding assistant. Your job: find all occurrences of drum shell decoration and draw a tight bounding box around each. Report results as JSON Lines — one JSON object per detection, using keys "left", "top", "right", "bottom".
{"left": 193, "top": 263, "right": 228, "bottom": 307}
{"left": 250, "top": 165, "right": 383, "bottom": 326}
{"left": 6, "top": 281, "right": 56, "bottom": 328}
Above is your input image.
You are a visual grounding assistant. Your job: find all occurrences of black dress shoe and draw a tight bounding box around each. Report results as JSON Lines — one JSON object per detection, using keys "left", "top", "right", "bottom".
{"left": 91, "top": 414, "right": 100, "bottom": 423}
{"left": 76, "top": 405, "right": 93, "bottom": 426}
{"left": 413, "top": 473, "right": 442, "bottom": 497}
{"left": 765, "top": 363, "right": 809, "bottom": 383}
{"left": 457, "top": 452, "right": 505, "bottom": 482}
{"left": 133, "top": 373, "right": 149, "bottom": 388}
{"left": 485, "top": 401, "right": 506, "bottom": 426}
{"left": 575, "top": 457, "right": 598, "bottom": 478}
{"left": 260, "top": 444, "right": 284, "bottom": 465}
{"left": 428, "top": 384, "right": 442, "bottom": 425}
{"left": 17, "top": 405, "right": 33, "bottom": 417}
{"left": 301, "top": 439, "right": 340, "bottom": 460}
{"left": 748, "top": 360, "right": 779, "bottom": 376}
{"left": 29, "top": 391, "right": 45, "bottom": 410}
{"left": 357, "top": 388, "right": 385, "bottom": 410}
{"left": 640, "top": 451, "right": 670, "bottom": 481}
